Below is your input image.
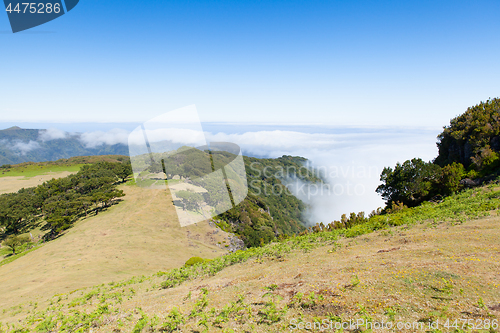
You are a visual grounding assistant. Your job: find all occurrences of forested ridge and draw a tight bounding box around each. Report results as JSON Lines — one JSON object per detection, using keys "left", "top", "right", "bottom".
{"left": 436, "top": 97, "right": 500, "bottom": 168}
{"left": 214, "top": 155, "right": 322, "bottom": 247}
{"left": 0, "top": 127, "right": 128, "bottom": 166}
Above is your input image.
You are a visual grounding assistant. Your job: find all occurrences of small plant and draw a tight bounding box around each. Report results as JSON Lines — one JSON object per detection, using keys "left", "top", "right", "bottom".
{"left": 184, "top": 256, "right": 208, "bottom": 267}
{"left": 262, "top": 284, "right": 278, "bottom": 295}
{"left": 289, "top": 292, "right": 303, "bottom": 308}
{"left": 190, "top": 288, "right": 209, "bottom": 318}
{"left": 326, "top": 312, "right": 342, "bottom": 323}
{"left": 350, "top": 274, "right": 360, "bottom": 288}
{"left": 384, "top": 307, "right": 397, "bottom": 321}
{"left": 258, "top": 295, "right": 287, "bottom": 324}
{"left": 161, "top": 307, "right": 185, "bottom": 332}
{"left": 477, "top": 297, "right": 486, "bottom": 309}
{"left": 132, "top": 312, "right": 149, "bottom": 333}
{"left": 327, "top": 242, "right": 341, "bottom": 253}
{"left": 442, "top": 278, "right": 454, "bottom": 294}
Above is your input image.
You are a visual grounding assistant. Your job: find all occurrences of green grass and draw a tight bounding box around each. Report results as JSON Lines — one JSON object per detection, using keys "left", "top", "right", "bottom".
{"left": 342, "top": 185, "right": 500, "bottom": 238}
{"left": 0, "top": 164, "right": 83, "bottom": 178}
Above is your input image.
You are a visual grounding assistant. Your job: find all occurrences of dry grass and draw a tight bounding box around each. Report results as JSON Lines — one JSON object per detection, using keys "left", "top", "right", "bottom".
{"left": 3, "top": 213, "right": 497, "bottom": 332}
{"left": 105, "top": 215, "right": 498, "bottom": 332}
{"left": 0, "top": 172, "right": 76, "bottom": 194}
{"left": 0, "top": 185, "right": 232, "bottom": 320}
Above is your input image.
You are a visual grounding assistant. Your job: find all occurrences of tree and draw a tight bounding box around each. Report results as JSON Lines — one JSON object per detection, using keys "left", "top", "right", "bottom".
{"left": 470, "top": 146, "right": 500, "bottom": 176}
{"left": 114, "top": 162, "right": 133, "bottom": 182}
{"left": 439, "top": 162, "right": 465, "bottom": 195}
{"left": 376, "top": 158, "right": 442, "bottom": 207}
{"left": 0, "top": 191, "right": 39, "bottom": 235}
{"left": 436, "top": 98, "right": 500, "bottom": 168}
{"left": 2, "top": 235, "right": 30, "bottom": 255}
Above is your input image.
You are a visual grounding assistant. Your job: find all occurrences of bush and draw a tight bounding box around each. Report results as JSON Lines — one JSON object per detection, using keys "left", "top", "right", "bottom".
{"left": 184, "top": 257, "right": 208, "bottom": 267}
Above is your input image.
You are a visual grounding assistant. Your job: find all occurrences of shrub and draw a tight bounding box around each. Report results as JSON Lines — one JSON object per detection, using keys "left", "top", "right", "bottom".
{"left": 184, "top": 257, "right": 208, "bottom": 267}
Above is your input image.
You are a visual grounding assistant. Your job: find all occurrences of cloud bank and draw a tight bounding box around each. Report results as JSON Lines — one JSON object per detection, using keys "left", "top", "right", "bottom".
{"left": 79, "top": 128, "right": 130, "bottom": 148}
{"left": 2, "top": 125, "right": 440, "bottom": 224}
{"left": 206, "top": 128, "right": 439, "bottom": 223}
{"left": 12, "top": 140, "right": 41, "bottom": 155}
{"left": 38, "top": 128, "right": 70, "bottom": 141}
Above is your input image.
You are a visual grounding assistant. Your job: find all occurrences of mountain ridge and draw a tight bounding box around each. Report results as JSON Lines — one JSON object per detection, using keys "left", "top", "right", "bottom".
{"left": 0, "top": 127, "right": 128, "bottom": 165}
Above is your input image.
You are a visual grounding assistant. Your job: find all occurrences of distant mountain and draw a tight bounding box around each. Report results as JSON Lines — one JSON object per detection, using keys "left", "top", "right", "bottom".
{"left": 0, "top": 127, "right": 128, "bottom": 165}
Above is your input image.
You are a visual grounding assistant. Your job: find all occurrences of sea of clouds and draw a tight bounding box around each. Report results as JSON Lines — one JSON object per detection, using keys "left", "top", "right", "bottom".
{"left": 5, "top": 124, "right": 441, "bottom": 224}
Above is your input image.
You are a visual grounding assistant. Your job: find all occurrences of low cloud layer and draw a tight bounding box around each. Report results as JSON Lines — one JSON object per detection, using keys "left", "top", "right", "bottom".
{"left": 38, "top": 128, "right": 70, "bottom": 141}
{"left": 78, "top": 126, "right": 440, "bottom": 223}
{"left": 12, "top": 140, "right": 41, "bottom": 155}
{"left": 206, "top": 128, "right": 439, "bottom": 223}
{"left": 79, "top": 128, "right": 130, "bottom": 148}
{"left": 2, "top": 125, "right": 440, "bottom": 224}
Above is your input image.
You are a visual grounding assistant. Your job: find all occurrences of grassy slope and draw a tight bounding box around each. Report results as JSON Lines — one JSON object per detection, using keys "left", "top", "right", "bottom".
{"left": 0, "top": 172, "right": 78, "bottom": 195}
{"left": 0, "top": 165, "right": 83, "bottom": 178}
{"left": 1, "top": 187, "right": 499, "bottom": 332}
{"left": 0, "top": 185, "right": 233, "bottom": 317}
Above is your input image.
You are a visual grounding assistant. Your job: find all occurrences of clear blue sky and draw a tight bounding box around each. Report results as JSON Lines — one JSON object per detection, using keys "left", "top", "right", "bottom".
{"left": 1, "top": 0, "right": 499, "bottom": 127}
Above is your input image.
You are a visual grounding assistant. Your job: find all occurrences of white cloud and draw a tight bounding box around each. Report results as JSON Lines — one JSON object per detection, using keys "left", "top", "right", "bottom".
{"left": 83, "top": 125, "right": 440, "bottom": 224}
{"left": 38, "top": 128, "right": 69, "bottom": 141}
{"left": 12, "top": 140, "right": 41, "bottom": 155}
{"left": 206, "top": 128, "right": 439, "bottom": 223}
{"left": 80, "top": 128, "right": 130, "bottom": 148}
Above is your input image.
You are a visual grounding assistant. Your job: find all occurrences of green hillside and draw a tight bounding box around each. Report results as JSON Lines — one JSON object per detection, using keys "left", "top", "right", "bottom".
{"left": 0, "top": 155, "right": 128, "bottom": 178}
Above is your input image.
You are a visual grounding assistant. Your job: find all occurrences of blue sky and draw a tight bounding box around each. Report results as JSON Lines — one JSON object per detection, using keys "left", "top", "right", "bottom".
{"left": 1, "top": 0, "right": 500, "bottom": 126}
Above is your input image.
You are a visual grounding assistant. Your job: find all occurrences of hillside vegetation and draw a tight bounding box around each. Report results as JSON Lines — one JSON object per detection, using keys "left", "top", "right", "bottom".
{"left": 0, "top": 156, "right": 130, "bottom": 195}
{"left": 0, "top": 159, "right": 132, "bottom": 242}
{"left": 0, "top": 184, "right": 498, "bottom": 332}
{"left": 215, "top": 155, "right": 321, "bottom": 247}
{"left": 436, "top": 97, "right": 500, "bottom": 169}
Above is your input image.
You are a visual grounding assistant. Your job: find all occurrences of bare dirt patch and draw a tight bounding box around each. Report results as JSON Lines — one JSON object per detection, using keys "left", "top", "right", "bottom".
{"left": 0, "top": 172, "right": 76, "bottom": 194}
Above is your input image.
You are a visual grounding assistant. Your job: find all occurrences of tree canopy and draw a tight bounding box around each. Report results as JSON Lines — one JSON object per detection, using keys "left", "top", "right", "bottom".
{"left": 0, "top": 160, "right": 132, "bottom": 240}
{"left": 436, "top": 97, "right": 500, "bottom": 170}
